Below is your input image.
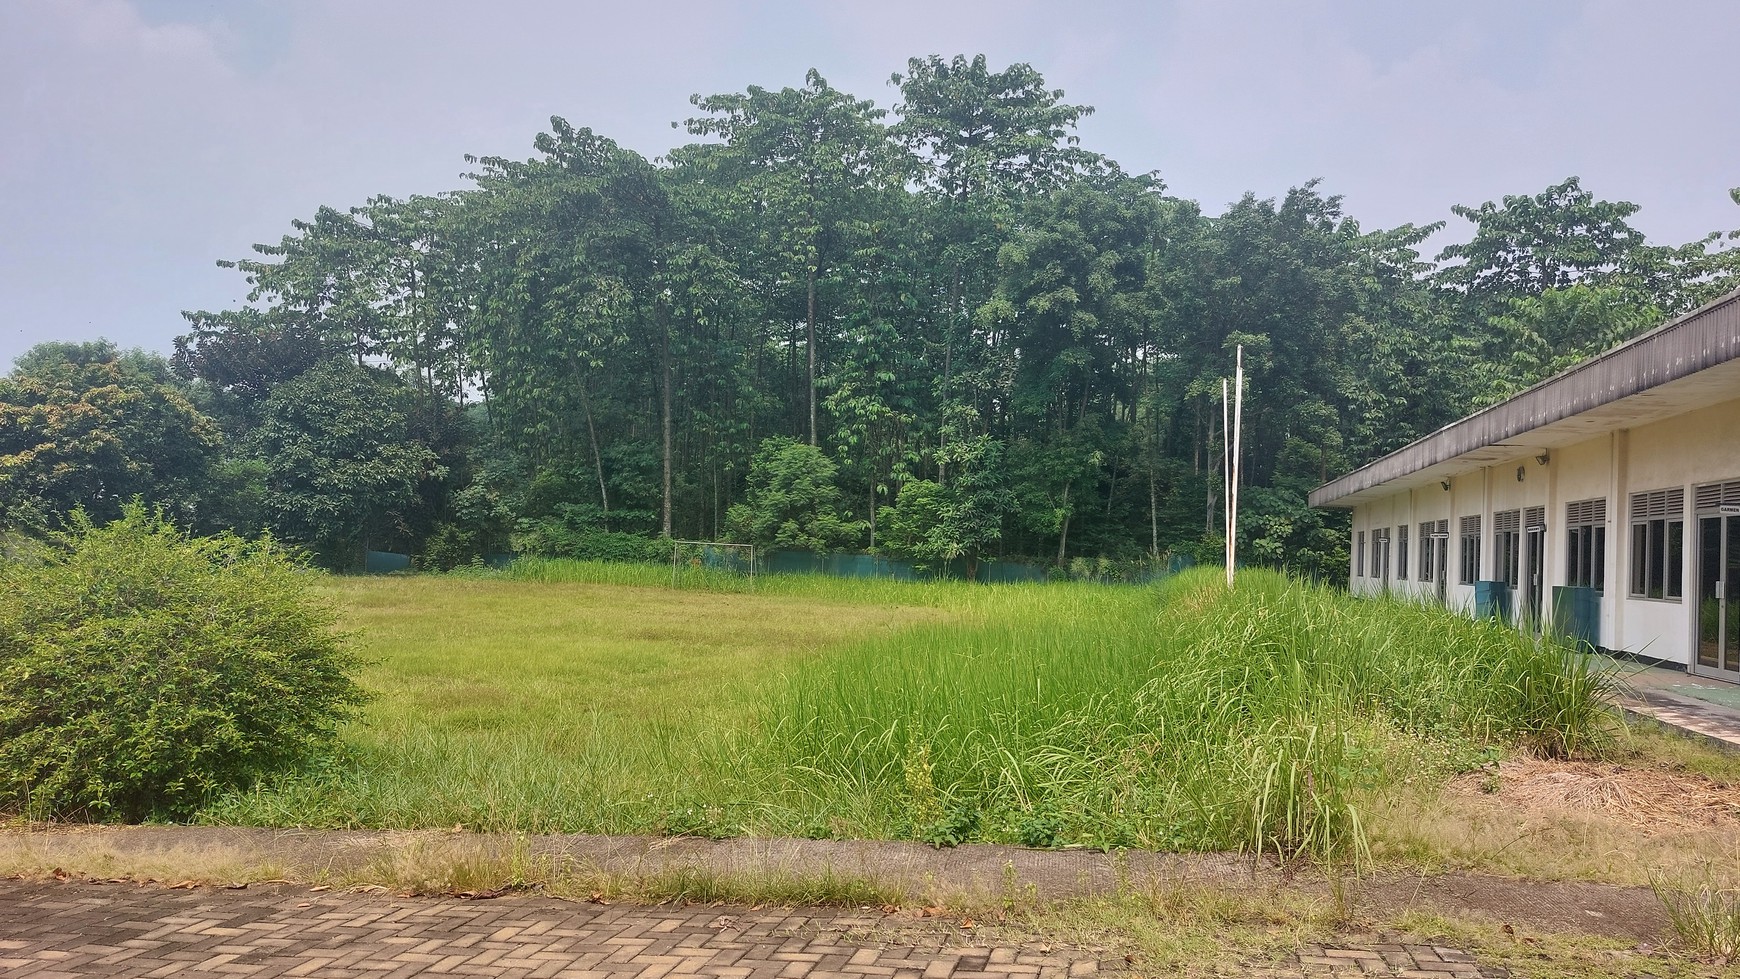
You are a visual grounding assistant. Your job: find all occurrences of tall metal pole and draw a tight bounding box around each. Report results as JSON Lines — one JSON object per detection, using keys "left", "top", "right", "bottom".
{"left": 1222, "top": 377, "right": 1232, "bottom": 587}
{"left": 1229, "top": 345, "right": 1245, "bottom": 589}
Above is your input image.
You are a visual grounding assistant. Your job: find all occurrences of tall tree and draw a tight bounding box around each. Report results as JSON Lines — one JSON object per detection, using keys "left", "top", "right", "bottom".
{"left": 683, "top": 70, "right": 901, "bottom": 448}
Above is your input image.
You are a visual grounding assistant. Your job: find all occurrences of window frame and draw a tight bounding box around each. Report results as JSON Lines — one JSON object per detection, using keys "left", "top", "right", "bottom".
{"left": 1458, "top": 515, "right": 1481, "bottom": 586}
{"left": 1565, "top": 498, "right": 1606, "bottom": 592}
{"left": 1628, "top": 488, "right": 1684, "bottom": 602}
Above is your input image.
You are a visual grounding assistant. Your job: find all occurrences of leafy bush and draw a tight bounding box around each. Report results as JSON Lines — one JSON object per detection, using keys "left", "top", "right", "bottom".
{"left": 513, "top": 516, "right": 661, "bottom": 564}
{"left": 0, "top": 503, "right": 366, "bottom": 820}
{"left": 725, "top": 437, "right": 865, "bottom": 553}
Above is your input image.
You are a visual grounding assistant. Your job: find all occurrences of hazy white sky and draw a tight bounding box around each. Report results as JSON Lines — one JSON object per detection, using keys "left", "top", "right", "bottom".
{"left": 4, "top": 0, "right": 1738, "bottom": 368}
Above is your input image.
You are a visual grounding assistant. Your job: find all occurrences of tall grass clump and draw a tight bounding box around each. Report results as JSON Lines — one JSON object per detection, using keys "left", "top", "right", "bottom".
{"left": 754, "top": 567, "right": 1614, "bottom": 859}
{"left": 1652, "top": 865, "right": 1740, "bottom": 962}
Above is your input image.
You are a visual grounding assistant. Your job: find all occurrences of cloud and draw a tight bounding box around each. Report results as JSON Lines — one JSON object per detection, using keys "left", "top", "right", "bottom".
{"left": 2, "top": 0, "right": 1737, "bottom": 367}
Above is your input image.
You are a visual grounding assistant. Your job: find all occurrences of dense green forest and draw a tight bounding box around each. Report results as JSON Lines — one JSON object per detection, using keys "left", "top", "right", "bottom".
{"left": 5, "top": 56, "right": 1738, "bottom": 576}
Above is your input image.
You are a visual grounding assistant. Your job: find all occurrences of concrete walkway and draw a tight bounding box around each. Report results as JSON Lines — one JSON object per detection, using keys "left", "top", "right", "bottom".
{"left": 0, "top": 879, "right": 1507, "bottom": 979}
{"left": 1608, "top": 660, "right": 1740, "bottom": 750}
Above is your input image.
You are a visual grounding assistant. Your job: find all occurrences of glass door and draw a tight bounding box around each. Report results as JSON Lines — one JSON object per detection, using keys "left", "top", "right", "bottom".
{"left": 1696, "top": 515, "right": 1740, "bottom": 680}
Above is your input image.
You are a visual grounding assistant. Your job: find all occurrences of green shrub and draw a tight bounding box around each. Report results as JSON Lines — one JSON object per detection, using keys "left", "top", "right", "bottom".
{"left": 0, "top": 503, "right": 366, "bottom": 820}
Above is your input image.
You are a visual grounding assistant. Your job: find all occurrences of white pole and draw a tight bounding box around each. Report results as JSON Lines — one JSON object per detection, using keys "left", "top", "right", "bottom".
{"left": 1230, "top": 345, "right": 1245, "bottom": 589}
{"left": 1222, "top": 377, "right": 1232, "bottom": 587}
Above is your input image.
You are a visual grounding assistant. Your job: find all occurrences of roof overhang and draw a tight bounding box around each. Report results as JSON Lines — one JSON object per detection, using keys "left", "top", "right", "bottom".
{"left": 1310, "top": 288, "right": 1740, "bottom": 509}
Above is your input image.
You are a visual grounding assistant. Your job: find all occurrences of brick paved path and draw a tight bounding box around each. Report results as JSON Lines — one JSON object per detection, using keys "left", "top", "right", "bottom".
{"left": 0, "top": 881, "right": 1505, "bottom": 978}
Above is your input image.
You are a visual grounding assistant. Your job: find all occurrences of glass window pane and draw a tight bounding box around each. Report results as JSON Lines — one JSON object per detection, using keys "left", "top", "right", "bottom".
{"left": 1632, "top": 523, "right": 1647, "bottom": 595}
{"left": 1667, "top": 520, "right": 1684, "bottom": 599}
{"left": 1593, "top": 526, "right": 1605, "bottom": 592}
{"left": 1648, "top": 520, "right": 1665, "bottom": 599}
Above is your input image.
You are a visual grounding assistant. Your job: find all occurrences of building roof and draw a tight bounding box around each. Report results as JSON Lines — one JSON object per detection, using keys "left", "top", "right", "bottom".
{"left": 1309, "top": 287, "right": 1740, "bottom": 509}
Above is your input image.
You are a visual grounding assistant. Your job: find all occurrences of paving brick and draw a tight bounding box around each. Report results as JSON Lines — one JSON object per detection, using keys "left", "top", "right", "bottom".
{"left": 0, "top": 880, "right": 1515, "bottom": 979}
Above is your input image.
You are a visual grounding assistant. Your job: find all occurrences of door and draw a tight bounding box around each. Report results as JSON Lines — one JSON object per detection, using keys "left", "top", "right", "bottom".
{"left": 1525, "top": 528, "right": 1546, "bottom": 629}
{"left": 1434, "top": 533, "right": 1449, "bottom": 603}
{"left": 1696, "top": 515, "right": 1740, "bottom": 681}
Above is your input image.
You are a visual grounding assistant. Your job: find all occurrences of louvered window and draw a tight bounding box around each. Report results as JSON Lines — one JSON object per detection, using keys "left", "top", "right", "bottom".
{"left": 1356, "top": 530, "right": 1365, "bottom": 577}
{"left": 1565, "top": 498, "right": 1606, "bottom": 591}
{"left": 1630, "top": 487, "right": 1684, "bottom": 600}
{"left": 1695, "top": 480, "right": 1740, "bottom": 513}
{"left": 1396, "top": 525, "right": 1409, "bottom": 581}
{"left": 1459, "top": 515, "right": 1481, "bottom": 585}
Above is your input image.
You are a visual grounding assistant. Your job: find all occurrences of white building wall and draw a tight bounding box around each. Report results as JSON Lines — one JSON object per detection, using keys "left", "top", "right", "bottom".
{"left": 1346, "top": 395, "right": 1740, "bottom": 670}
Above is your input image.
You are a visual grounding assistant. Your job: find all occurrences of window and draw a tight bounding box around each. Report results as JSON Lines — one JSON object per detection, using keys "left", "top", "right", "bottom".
{"left": 1459, "top": 515, "right": 1481, "bottom": 585}
{"left": 1373, "top": 528, "right": 1390, "bottom": 581}
{"left": 1420, "top": 519, "right": 1448, "bottom": 582}
{"left": 1494, "top": 510, "right": 1521, "bottom": 588}
{"left": 1565, "top": 498, "right": 1606, "bottom": 591}
{"left": 1396, "top": 525, "right": 1409, "bottom": 580}
{"left": 1356, "top": 530, "right": 1365, "bottom": 577}
{"left": 1629, "top": 488, "right": 1684, "bottom": 600}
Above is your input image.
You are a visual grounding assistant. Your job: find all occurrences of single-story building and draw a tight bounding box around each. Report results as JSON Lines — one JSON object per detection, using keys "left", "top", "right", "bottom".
{"left": 1309, "top": 287, "right": 1740, "bottom": 684}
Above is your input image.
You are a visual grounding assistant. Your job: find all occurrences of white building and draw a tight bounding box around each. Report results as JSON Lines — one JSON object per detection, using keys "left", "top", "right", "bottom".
{"left": 1309, "top": 288, "right": 1740, "bottom": 684}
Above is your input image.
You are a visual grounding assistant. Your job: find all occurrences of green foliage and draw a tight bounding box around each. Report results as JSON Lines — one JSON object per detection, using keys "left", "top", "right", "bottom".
{"left": 0, "top": 503, "right": 364, "bottom": 820}
{"left": 725, "top": 437, "right": 865, "bottom": 553}
{"left": 251, "top": 359, "right": 443, "bottom": 568}
{"left": 0, "top": 341, "right": 217, "bottom": 528}
{"left": 875, "top": 479, "right": 953, "bottom": 563}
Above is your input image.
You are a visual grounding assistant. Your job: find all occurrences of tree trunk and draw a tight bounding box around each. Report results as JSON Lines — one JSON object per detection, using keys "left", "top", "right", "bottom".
{"left": 1150, "top": 471, "right": 1160, "bottom": 558}
{"left": 1056, "top": 481, "right": 1072, "bottom": 567}
{"left": 579, "top": 381, "right": 609, "bottom": 520}
{"left": 807, "top": 267, "right": 818, "bottom": 447}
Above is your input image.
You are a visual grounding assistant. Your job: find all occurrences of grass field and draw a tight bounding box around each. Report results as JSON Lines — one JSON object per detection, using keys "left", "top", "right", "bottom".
{"left": 200, "top": 561, "right": 1658, "bottom": 866}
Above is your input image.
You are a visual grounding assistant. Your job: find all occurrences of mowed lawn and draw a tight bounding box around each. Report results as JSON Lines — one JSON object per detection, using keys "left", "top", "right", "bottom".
{"left": 207, "top": 568, "right": 958, "bottom": 833}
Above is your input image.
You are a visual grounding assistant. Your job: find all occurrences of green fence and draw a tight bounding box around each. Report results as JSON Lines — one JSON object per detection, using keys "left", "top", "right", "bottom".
{"left": 756, "top": 549, "right": 1188, "bottom": 584}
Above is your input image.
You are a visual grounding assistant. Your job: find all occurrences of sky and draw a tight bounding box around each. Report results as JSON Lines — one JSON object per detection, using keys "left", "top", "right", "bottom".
{"left": 4, "top": 0, "right": 1739, "bottom": 369}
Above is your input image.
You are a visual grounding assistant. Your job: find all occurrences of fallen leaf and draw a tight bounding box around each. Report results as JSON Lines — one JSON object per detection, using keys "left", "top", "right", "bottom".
{"left": 879, "top": 904, "right": 899, "bottom": 914}
{"left": 310, "top": 886, "right": 331, "bottom": 893}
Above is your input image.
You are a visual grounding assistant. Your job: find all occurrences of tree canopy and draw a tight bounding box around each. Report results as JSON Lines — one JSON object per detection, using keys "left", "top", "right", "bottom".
{"left": 10, "top": 55, "right": 1740, "bottom": 575}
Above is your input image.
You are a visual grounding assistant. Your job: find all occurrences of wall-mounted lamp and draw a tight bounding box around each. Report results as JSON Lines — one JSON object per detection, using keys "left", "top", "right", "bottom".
{"left": 1535, "top": 451, "right": 1550, "bottom": 466}
{"left": 1516, "top": 466, "right": 1526, "bottom": 482}
{"left": 1440, "top": 479, "right": 1452, "bottom": 492}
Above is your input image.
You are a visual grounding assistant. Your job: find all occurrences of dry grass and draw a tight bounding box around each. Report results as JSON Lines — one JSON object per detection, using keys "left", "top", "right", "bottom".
{"left": 1448, "top": 757, "right": 1740, "bottom": 831}
{"left": 1367, "top": 725, "right": 1740, "bottom": 887}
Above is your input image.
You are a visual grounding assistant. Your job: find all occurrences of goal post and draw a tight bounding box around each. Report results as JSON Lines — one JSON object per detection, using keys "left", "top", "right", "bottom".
{"left": 669, "top": 540, "right": 756, "bottom": 589}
